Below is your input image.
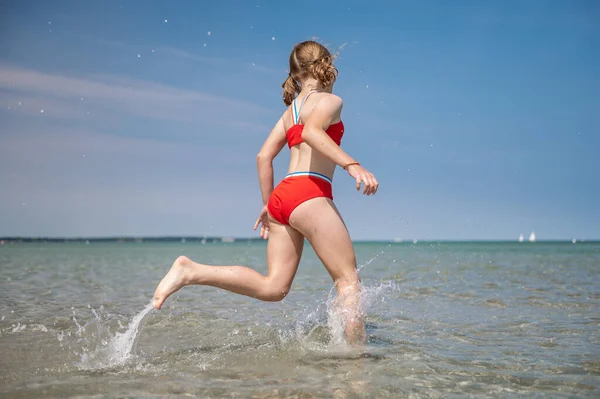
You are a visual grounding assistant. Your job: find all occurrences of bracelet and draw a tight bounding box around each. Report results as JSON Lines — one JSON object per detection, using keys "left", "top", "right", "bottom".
{"left": 343, "top": 162, "right": 360, "bottom": 170}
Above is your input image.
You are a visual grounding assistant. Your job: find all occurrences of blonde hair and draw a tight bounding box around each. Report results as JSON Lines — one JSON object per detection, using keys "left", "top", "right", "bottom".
{"left": 281, "top": 41, "right": 338, "bottom": 106}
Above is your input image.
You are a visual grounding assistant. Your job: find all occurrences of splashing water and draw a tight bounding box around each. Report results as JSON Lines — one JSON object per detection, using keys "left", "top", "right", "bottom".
{"left": 270, "top": 249, "right": 401, "bottom": 353}
{"left": 70, "top": 252, "right": 394, "bottom": 370}
{"left": 286, "top": 279, "right": 402, "bottom": 353}
{"left": 78, "top": 303, "right": 154, "bottom": 370}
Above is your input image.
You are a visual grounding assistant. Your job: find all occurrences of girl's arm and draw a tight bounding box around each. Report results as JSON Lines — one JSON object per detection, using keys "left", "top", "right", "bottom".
{"left": 301, "top": 95, "right": 356, "bottom": 168}
{"left": 256, "top": 115, "right": 287, "bottom": 205}
{"left": 302, "top": 95, "right": 379, "bottom": 195}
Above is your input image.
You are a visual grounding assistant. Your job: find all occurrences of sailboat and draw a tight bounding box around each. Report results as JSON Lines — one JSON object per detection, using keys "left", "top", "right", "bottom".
{"left": 518, "top": 234, "right": 524, "bottom": 243}
{"left": 529, "top": 232, "right": 536, "bottom": 242}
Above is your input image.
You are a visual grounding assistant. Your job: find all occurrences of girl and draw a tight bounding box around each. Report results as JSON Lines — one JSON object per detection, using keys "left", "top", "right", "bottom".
{"left": 153, "top": 40, "right": 379, "bottom": 344}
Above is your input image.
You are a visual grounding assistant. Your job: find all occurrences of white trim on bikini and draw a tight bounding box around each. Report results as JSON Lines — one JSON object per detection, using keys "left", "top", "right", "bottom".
{"left": 285, "top": 171, "right": 332, "bottom": 184}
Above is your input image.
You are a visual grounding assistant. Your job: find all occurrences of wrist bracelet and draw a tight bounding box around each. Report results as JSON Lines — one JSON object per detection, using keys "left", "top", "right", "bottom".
{"left": 343, "top": 162, "right": 360, "bottom": 170}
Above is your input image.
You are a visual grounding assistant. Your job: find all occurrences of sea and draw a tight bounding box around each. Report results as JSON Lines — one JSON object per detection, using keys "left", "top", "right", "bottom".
{"left": 0, "top": 240, "right": 598, "bottom": 398}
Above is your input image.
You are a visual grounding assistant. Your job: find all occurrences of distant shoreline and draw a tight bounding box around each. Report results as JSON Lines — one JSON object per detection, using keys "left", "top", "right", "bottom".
{"left": 0, "top": 236, "right": 249, "bottom": 244}
{"left": 0, "top": 237, "right": 597, "bottom": 244}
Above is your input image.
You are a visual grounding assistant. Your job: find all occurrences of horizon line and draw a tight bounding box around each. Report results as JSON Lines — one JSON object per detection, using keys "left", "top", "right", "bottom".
{"left": 0, "top": 236, "right": 597, "bottom": 244}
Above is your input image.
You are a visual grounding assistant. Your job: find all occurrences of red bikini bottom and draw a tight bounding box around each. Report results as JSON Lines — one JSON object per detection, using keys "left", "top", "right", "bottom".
{"left": 267, "top": 172, "right": 333, "bottom": 225}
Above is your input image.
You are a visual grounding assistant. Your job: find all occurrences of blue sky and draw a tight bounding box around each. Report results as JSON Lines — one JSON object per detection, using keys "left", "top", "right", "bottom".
{"left": 0, "top": 0, "right": 598, "bottom": 240}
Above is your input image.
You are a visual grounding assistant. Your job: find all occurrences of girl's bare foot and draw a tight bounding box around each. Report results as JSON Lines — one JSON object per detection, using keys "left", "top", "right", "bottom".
{"left": 153, "top": 256, "right": 194, "bottom": 309}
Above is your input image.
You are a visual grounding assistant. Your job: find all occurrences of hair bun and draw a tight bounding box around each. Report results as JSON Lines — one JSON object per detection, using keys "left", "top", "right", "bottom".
{"left": 282, "top": 41, "right": 339, "bottom": 105}
{"left": 310, "top": 60, "right": 338, "bottom": 89}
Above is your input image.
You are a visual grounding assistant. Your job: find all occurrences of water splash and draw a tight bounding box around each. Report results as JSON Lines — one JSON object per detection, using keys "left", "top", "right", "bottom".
{"left": 357, "top": 250, "right": 385, "bottom": 273}
{"left": 78, "top": 303, "right": 154, "bottom": 370}
{"left": 286, "top": 280, "right": 402, "bottom": 352}
{"left": 273, "top": 248, "right": 401, "bottom": 352}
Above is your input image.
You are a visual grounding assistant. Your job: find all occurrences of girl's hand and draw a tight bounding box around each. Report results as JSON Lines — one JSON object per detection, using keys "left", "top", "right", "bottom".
{"left": 253, "top": 205, "right": 271, "bottom": 240}
{"left": 346, "top": 164, "right": 379, "bottom": 195}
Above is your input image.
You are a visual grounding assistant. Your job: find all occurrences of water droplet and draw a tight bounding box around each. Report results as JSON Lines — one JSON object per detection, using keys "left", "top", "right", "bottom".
{"left": 40, "top": 109, "right": 44, "bottom": 113}
{"left": 48, "top": 21, "right": 51, "bottom": 25}
{"left": 137, "top": 54, "right": 141, "bottom": 58}
{"left": 207, "top": 31, "right": 211, "bottom": 36}
{"left": 203, "top": 43, "right": 207, "bottom": 47}
{"left": 272, "top": 37, "right": 276, "bottom": 40}
{"left": 365, "top": 84, "right": 369, "bottom": 89}
{"left": 151, "top": 49, "right": 155, "bottom": 52}
{"left": 430, "top": 144, "right": 434, "bottom": 147}
{"left": 164, "top": 19, "right": 168, "bottom": 23}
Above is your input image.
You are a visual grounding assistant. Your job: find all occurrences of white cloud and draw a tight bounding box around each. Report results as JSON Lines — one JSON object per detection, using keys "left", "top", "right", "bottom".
{"left": 0, "top": 124, "right": 261, "bottom": 237}
{"left": 0, "top": 64, "right": 278, "bottom": 236}
{"left": 0, "top": 64, "right": 272, "bottom": 131}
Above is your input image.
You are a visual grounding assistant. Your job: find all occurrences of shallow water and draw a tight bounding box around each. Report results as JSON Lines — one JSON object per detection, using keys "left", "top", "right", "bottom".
{"left": 1, "top": 241, "right": 599, "bottom": 397}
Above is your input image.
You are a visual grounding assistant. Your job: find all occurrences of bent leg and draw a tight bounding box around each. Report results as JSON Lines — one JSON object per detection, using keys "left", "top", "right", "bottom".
{"left": 152, "top": 217, "right": 304, "bottom": 309}
{"left": 289, "top": 197, "right": 366, "bottom": 344}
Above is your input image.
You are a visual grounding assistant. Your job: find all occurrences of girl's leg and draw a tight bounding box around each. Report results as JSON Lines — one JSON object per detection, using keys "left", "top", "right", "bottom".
{"left": 152, "top": 217, "right": 304, "bottom": 309}
{"left": 288, "top": 197, "right": 366, "bottom": 344}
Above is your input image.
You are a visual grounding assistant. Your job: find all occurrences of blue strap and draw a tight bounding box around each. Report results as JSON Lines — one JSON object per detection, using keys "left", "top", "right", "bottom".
{"left": 292, "top": 99, "right": 299, "bottom": 124}
{"left": 294, "top": 90, "right": 318, "bottom": 125}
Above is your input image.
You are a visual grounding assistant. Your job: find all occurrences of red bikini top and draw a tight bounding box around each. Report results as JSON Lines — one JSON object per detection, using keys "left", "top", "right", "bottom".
{"left": 286, "top": 121, "right": 344, "bottom": 148}
{"left": 286, "top": 91, "right": 344, "bottom": 148}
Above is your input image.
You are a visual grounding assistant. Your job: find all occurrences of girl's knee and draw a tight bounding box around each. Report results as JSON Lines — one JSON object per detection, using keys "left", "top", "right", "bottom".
{"left": 259, "top": 280, "right": 291, "bottom": 302}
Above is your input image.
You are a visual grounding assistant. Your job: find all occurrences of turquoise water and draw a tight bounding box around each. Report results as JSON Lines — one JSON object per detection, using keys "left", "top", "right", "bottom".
{"left": 1, "top": 241, "right": 599, "bottom": 397}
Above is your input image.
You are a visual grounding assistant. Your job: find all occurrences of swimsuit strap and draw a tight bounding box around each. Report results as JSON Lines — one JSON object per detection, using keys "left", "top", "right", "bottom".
{"left": 293, "top": 90, "right": 319, "bottom": 125}
{"left": 292, "top": 98, "right": 299, "bottom": 125}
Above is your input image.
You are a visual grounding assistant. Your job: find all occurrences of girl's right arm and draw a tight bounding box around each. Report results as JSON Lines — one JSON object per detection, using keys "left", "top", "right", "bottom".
{"left": 256, "top": 115, "right": 287, "bottom": 205}
{"left": 302, "top": 95, "right": 379, "bottom": 195}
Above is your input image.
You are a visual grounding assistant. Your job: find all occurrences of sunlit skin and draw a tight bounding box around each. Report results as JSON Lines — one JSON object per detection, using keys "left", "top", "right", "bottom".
{"left": 153, "top": 41, "right": 379, "bottom": 345}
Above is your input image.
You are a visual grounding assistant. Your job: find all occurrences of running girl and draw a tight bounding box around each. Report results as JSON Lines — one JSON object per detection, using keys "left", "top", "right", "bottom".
{"left": 153, "top": 40, "right": 379, "bottom": 344}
